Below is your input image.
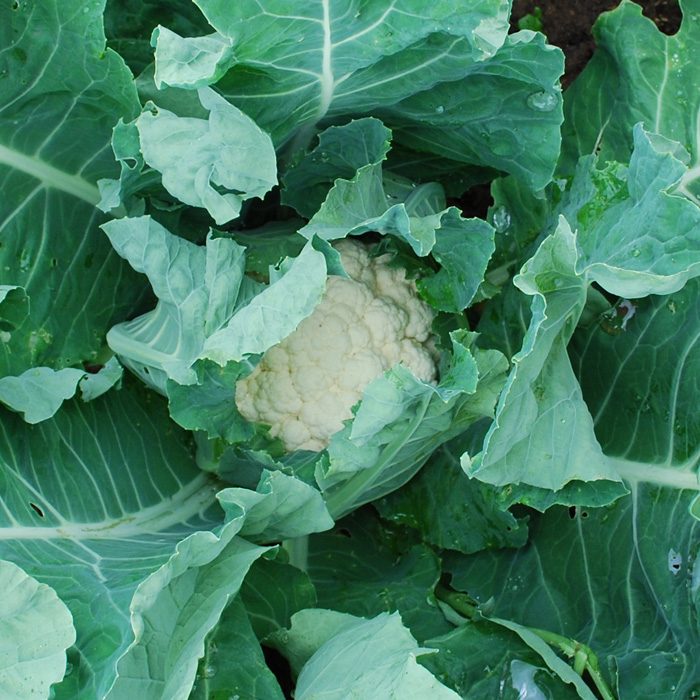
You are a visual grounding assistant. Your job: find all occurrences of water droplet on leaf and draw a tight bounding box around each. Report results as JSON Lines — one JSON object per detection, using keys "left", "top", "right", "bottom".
{"left": 492, "top": 205, "right": 511, "bottom": 233}
{"left": 202, "top": 664, "right": 217, "bottom": 678}
{"left": 526, "top": 91, "right": 558, "bottom": 112}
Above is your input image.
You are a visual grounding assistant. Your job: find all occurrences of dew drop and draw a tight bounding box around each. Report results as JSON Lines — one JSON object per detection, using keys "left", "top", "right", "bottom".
{"left": 631, "top": 248, "right": 641, "bottom": 258}
{"left": 18, "top": 249, "right": 31, "bottom": 271}
{"left": 202, "top": 663, "right": 217, "bottom": 678}
{"left": 526, "top": 91, "right": 558, "bottom": 112}
{"left": 435, "top": 105, "right": 444, "bottom": 114}
{"left": 492, "top": 204, "right": 511, "bottom": 233}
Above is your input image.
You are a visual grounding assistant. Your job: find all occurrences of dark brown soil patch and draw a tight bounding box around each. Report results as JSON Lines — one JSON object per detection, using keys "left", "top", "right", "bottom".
{"left": 510, "top": 0, "right": 683, "bottom": 89}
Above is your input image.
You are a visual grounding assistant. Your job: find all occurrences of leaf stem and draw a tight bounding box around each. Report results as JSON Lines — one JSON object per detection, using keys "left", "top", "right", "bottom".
{"left": 434, "top": 584, "right": 617, "bottom": 700}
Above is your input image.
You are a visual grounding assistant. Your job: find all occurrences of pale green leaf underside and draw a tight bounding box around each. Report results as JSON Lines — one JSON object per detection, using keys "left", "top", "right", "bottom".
{"left": 0, "top": 560, "right": 76, "bottom": 700}
{"left": 294, "top": 611, "right": 461, "bottom": 700}
{"left": 136, "top": 88, "right": 277, "bottom": 224}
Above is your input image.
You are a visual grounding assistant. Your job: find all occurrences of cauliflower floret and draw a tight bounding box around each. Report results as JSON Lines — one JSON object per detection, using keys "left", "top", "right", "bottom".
{"left": 235, "top": 238, "right": 438, "bottom": 452}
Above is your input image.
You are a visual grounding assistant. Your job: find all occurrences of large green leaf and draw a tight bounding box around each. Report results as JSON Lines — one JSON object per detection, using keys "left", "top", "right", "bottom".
{"left": 0, "top": 380, "right": 331, "bottom": 700}
{"left": 238, "top": 555, "right": 318, "bottom": 641}
{"left": 150, "top": 0, "right": 563, "bottom": 189}
{"left": 571, "top": 276, "right": 700, "bottom": 474}
{"left": 376, "top": 436, "right": 528, "bottom": 555}
{"left": 291, "top": 611, "right": 461, "bottom": 700}
{"left": 445, "top": 487, "right": 700, "bottom": 699}
{"left": 0, "top": 0, "right": 147, "bottom": 377}
{"left": 466, "top": 220, "right": 628, "bottom": 506}
{"left": 379, "top": 31, "right": 564, "bottom": 190}
{"left": 468, "top": 126, "right": 700, "bottom": 507}
{"left": 307, "top": 510, "right": 452, "bottom": 643}
{"left": 560, "top": 0, "right": 700, "bottom": 197}
{"left": 155, "top": 0, "right": 511, "bottom": 138}
{"left": 190, "top": 596, "right": 286, "bottom": 700}
{"left": 134, "top": 88, "right": 278, "bottom": 225}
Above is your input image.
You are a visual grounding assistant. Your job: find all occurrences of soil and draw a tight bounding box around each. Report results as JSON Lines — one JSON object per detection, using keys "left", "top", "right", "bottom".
{"left": 510, "top": 0, "right": 683, "bottom": 89}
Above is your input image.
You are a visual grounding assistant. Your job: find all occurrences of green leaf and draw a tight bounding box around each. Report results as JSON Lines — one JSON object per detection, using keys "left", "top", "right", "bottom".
{"left": 0, "top": 560, "right": 76, "bottom": 700}
{"left": 0, "top": 286, "right": 29, "bottom": 332}
{"left": 281, "top": 117, "right": 393, "bottom": 218}
{"left": 0, "top": 367, "right": 85, "bottom": 423}
{"left": 201, "top": 242, "right": 328, "bottom": 365}
{"left": 218, "top": 469, "right": 335, "bottom": 544}
{"left": 416, "top": 210, "right": 495, "bottom": 312}
{"left": 481, "top": 616, "right": 598, "bottom": 700}
{"left": 190, "top": 596, "right": 286, "bottom": 700}
{"left": 135, "top": 88, "right": 277, "bottom": 225}
{"left": 571, "top": 276, "right": 700, "bottom": 469}
{"left": 0, "top": 381, "right": 275, "bottom": 700}
{"left": 77, "top": 356, "right": 124, "bottom": 402}
{"left": 267, "top": 609, "right": 360, "bottom": 678}
{"left": 466, "top": 220, "right": 627, "bottom": 504}
{"left": 376, "top": 437, "right": 528, "bottom": 555}
{"left": 307, "top": 510, "right": 452, "bottom": 643}
{"left": 560, "top": 0, "right": 700, "bottom": 187}
{"left": 566, "top": 124, "right": 700, "bottom": 298}
{"left": 445, "top": 485, "right": 700, "bottom": 699}
{"left": 421, "top": 624, "right": 582, "bottom": 700}
{"left": 239, "top": 555, "right": 317, "bottom": 641}
{"left": 103, "top": 216, "right": 248, "bottom": 390}
{"left": 166, "top": 360, "right": 256, "bottom": 444}
{"left": 294, "top": 611, "right": 461, "bottom": 700}
{"left": 382, "top": 31, "right": 564, "bottom": 190}
{"left": 0, "top": 0, "right": 147, "bottom": 376}
{"left": 156, "top": 0, "right": 511, "bottom": 140}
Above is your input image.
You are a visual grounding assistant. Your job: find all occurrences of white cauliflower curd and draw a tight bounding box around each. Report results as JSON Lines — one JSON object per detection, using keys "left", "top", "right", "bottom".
{"left": 235, "top": 238, "right": 438, "bottom": 452}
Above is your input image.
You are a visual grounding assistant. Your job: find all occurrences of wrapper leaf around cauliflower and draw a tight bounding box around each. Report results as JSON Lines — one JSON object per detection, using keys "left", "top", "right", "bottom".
{"left": 235, "top": 238, "right": 438, "bottom": 452}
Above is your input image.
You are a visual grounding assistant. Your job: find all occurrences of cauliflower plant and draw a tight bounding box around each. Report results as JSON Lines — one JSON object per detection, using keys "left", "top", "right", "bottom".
{"left": 235, "top": 238, "right": 438, "bottom": 452}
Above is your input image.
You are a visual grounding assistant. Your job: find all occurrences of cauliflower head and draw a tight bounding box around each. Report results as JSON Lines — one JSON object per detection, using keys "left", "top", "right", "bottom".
{"left": 235, "top": 238, "right": 437, "bottom": 452}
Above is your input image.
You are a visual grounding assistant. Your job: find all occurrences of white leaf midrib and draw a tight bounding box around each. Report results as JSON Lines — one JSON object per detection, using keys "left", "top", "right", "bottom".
{"left": 0, "top": 474, "right": 219, "bottom": 540}
{"left": 0, "top": 143, "right": 102, "bottom": 206}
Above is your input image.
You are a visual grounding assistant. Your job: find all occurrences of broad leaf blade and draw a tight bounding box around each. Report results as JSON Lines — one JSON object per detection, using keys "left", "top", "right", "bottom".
{"left": 468, "top": 220, "right": 627, "bottom": 503}
{"left": 153, "top": 1, "right": 562, "bottom": 188}
{"left": 190, "top": 596, "right": 286, "bottom": 700}
{"left": 293, "top": 611, "right": 461, "bottom": 700}
{"left": 135, "top": 88, "right": 277, "bottom": 225}
{"left": 571, "top": 276, "right": 700, "bottom": 470}
{"left": 0, "top": 0, "right": 147, "bottom": 377}
{"left": 560, "top": 0, "right": 700, "bottom": 192}
{"left": 0, "top": 381, "right": 330, "bottom": 700}
{"left": 446, "top": 486, "right": 700, "bottom": 700}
